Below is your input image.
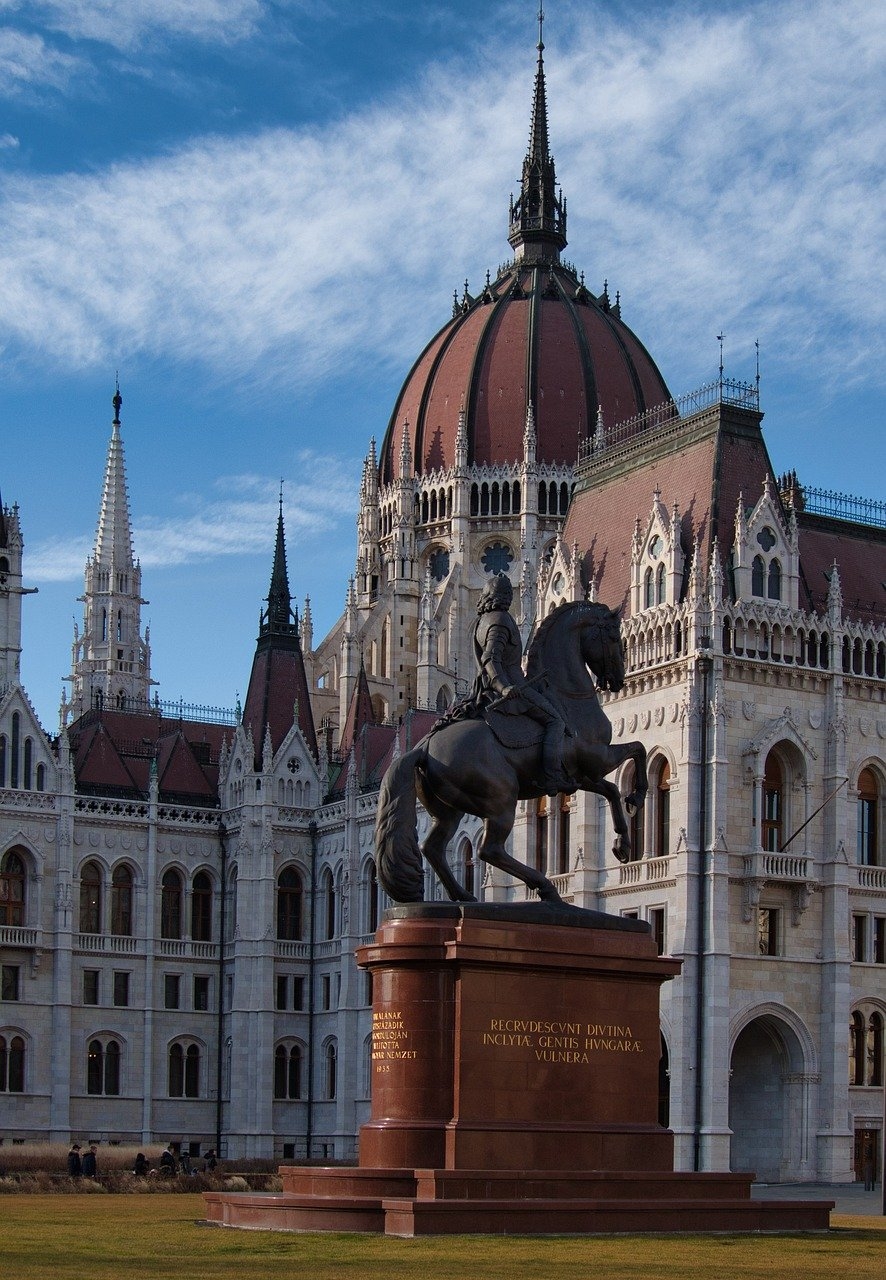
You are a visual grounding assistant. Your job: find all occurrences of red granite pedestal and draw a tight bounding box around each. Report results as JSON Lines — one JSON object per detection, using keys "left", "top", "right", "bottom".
{"left": 203, "top": 904, "right": 832, "bottom": 1235}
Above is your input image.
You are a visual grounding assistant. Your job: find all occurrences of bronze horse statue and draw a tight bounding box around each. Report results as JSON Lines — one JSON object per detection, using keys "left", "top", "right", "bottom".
{"left": 375, "top": 600, "right": 647, "bottom": 904}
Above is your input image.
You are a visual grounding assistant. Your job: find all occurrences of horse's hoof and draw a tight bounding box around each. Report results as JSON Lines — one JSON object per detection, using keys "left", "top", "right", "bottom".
{"left": 612, "top": 839, "right": 631, "bottom": 864}
{"left": 624, "top": 799, "right": 637, "bottom": 817}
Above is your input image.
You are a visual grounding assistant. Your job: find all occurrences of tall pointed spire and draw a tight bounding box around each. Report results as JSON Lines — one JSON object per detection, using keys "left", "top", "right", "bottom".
{"left": 508, "top": 7, "right": 567, "bottom": 264}
{"left": 263, "top": 487, "right": 295, "bottom": 635}
{"left": 94, "top": 377, "right": 135, "bottom": 571}
{"left": 68, "top": 382, "right": 152, "bottom": 713}
{"left": 242, "top": 500, "right": 317, "bottom": 763}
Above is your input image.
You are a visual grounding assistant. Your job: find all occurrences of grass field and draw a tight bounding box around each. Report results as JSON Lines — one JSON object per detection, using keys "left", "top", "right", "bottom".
{"left": 1, "top": 1195, "right": 885, "bottom": 1280}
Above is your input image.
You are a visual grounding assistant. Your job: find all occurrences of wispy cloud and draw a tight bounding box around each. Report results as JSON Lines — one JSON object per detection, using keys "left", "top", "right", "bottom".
{"left": 25, "top": 451, "right": 359, "bottom": 581}
{"left": 0, "top": 27, "right": 83, "bottom": 97}
{"left": 0, "top": 0, "right": 882, "bottom": 396}
{"left": 0, "top": 1, "right": 265, "bottom": 51}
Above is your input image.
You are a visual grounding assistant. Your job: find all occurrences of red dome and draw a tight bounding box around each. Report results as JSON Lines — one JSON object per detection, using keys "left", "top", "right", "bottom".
{"left": 380, "top": 265, "right": 672, "bottom": 483}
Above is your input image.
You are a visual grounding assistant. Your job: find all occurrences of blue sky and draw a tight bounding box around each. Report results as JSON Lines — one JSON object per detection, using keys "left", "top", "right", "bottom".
{"left": 1, "top": 0, "right": 883, "bottom": 731}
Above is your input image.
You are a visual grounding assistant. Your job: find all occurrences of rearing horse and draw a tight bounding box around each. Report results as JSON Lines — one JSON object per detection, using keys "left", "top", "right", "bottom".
{"left": 375, "top": 600, "right": 647, "bottom": 904}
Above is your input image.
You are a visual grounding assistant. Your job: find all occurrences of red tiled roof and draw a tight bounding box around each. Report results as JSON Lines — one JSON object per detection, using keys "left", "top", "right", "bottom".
{"left": 68, "top": 708, "right": 227, "bottom": 803}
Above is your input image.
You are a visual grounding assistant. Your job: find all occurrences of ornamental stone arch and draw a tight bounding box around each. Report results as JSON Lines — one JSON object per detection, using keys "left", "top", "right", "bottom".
{"left": 728, "top": 1001, "right": 819, "bottom": 1183}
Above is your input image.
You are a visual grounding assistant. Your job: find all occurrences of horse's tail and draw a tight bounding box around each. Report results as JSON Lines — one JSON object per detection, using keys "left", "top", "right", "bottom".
{"left": 375, "top": 744, "right": 428, "bottom": 903}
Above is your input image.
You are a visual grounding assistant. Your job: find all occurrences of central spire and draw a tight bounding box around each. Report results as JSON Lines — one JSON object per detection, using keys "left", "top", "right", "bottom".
{"left": 508, "top": 6, "right": 567, "bottom": 264}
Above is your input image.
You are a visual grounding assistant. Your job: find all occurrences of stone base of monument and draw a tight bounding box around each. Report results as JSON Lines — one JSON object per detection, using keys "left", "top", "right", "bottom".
{"left": 203, "top": 905, "right": 832, "bottom": 1236}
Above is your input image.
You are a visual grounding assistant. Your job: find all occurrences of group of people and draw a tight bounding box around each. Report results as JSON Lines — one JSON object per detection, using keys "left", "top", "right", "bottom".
{"left": 66, "top": 1142, "right": 98, "bottom": 1179}
{"left": 140, "top": 1143, "right": 218, "bottom": 1177}
{"left": 67, "top": 1141, "right": 218, "bottom": 1180}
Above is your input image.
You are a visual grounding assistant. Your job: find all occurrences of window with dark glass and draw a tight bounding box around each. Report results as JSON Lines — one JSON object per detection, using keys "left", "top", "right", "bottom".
{"left": 190, "top": 872, "right": 212, "bottom": 941}
{"left": 367, "top": 862, "right": 379, "bottom": 933}
{"left": 111, "top": 865, "right": 133, "bottom": 936}
{"left": 325, "top": 1041, "right": 337, "bottom": 1100}
{"left": 1, "top": 964, "right": 20, "bottom": 1001}
{"left": 757, "top": 906, "right": 780, "bottom": 956}
{"left": 87, "top": 1039, "right": 120, "bottom": 1096}
{"left": 481, "top": 542, "right": 513, "bottom": 575}
{"left": 79, "top": 862, "right": 102, "bottom": 934}
{"left": 767, "top": 558, "right": 782, "bottom": 600}
{"left": 193, "top": 975, "right": 210, "bottom": 1012}
{"left": 168, "top": 1041, "right": 200, "bottom": 1098}
{"left": 291, "top": 976, "right": 304, "bottom": 1011}
{"left": 762, "top": 754, "right": 783, "bottom": 852}
{"left": 112, "top": 971, "right": 130, "bottom": 1007}
{"left": 850, "top": 1011, "right": 865, "bottom": 1085}
{"left": 277, "top": 868, "right": 303, "bottom": 941}
{"left": 649, "top": 907, "right": 666, "bottom": 956}
{"left": 428, "top": 549, "right": 450, "bottom": 581}
{"left": 654, "top": 760, "right": 671, "bottom": 858}
{"left": 274, "top": 1044, "right": 302, "bottom": 1100}
{"left": 323, "top": 870, "right": 336, "bottom": 941}
{"left": 0, "top": 1035, "right": 25, "bottom": 1092}
{"left": 276, "top": 975, "right": 288, "bottom": 1010}
{"left": 857, "top": 768, "right": 878, "bottom": 865}
{"left": 852, "top": 914, "right": 867, "bottom": 963}
{"left": 751, "top": 555, "right": 765, "bottom": 597}
{"left": 874, "top": 917, "right": 886, "bottom": 965}
{"left": 0, "top": 851, "right": 25, "bottom": 926}
{"left": 82, "top": 970, "right": 99, "bottom": 1005}
{"left": 161, "top": 869, "right": 183, "bottom": 939}
{"left": 164, "top": 974, "right": 180, "bottom": 1010}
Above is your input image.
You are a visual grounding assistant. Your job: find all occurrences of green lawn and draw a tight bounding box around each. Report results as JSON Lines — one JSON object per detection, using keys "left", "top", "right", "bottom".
{"left": 2, "top": 1195, "right": 884, "bottom": 1280}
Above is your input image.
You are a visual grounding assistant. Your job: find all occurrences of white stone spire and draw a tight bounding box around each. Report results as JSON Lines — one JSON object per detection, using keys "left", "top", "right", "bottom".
{"left": 68, "top": 383, "right": 153, "bottom": 713}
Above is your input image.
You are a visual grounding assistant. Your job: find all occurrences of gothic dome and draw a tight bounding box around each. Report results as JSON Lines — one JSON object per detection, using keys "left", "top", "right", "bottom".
{"left": 379, "top": 33, "right": 671, "bottom": 485}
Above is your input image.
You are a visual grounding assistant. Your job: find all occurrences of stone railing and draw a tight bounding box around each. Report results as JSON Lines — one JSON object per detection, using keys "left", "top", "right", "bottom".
{"left": 274, "top": 940, "right": 311, "bottom": 959}
{"left": 742, "top": 851, "right": 811, "bottom": 882}
{"left": 1, "top": 789, "right": 57, "bottom": 811}
{"left": 618, "top": 855, "right": 673, "bottom": 886}
{"left": 0, "top": 925, "right": 39, "bottom": 948}
{"left": 157, "top": 939, "right": 219, "bottom": 960}
{"left": 75, "top": 797, "right": 148, "bottom": 820}
{"left": 74, "top": 933, "right": 138, "bottom": 955}
{"left": 856, "top": 865, "right": 886, "bottom": 892}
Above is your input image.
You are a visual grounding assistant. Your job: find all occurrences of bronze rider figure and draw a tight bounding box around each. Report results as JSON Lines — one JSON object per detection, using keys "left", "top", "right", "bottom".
{"left": 470, "top": 573, "right": 574, "bottom": 795}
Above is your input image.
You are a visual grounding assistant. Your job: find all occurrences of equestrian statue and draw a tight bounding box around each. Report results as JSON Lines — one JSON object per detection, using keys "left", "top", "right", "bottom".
{"left": 374, "top": 573, "right": 647, "bottom": 905}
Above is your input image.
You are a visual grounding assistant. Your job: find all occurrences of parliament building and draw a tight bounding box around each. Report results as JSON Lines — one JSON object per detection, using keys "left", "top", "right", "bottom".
{"left": 1, "top": 31, "right": 884, "bottom": 1184}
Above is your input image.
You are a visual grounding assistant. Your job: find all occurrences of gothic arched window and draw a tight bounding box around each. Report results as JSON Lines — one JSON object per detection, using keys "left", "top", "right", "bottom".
{"left": 191, "top": 871, "right": 212, "bottom": 941}
{"left": 767, "top": 559, "right": 782, "bottom": 600}
{"left": 653, "top": 759, "right": 671, "bottom": 858}
{"left": 79, "top": 862, "right": 102, "bottom": 934}
{"left": 87, "top": 1038, "right": 121, "bottom": 1096}
{"left": 0, "top": 851, "right": 26, "bottom": 926}
{"left": 274, "top": 1044, "right": 302, "bottom": 1099}
{"left": 161, "top": 869, "right": 183, "bottom": 939}
{"left": 0, "top": 1034, "right": 25, "bottom": 1092}
{"left": 751, "top": 555, "right": 765, "bottom": 597}
{"left": 111, "top": 865, "right": 133, "bottom": 937}
{"left": 277, "top": 868, "right": 303, "bottom": 941}
{"left": 325, "top": 1040, "right": 338, "bottom": 1100}
{"left": 857, "top": 768, "right": 879, "bottom": 866}
{"left": 762, "top": 753, "right": 784, "bottom": 852}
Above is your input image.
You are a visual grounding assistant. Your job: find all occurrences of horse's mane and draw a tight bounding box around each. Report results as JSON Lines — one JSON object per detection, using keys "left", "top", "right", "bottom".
{"left": 525, "top": 600, "right": 615, "bottom": 678}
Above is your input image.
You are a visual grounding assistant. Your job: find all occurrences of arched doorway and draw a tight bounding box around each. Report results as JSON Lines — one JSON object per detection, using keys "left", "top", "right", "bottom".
{"left": 729, "top": 1013, "right": 811, "bottom": 1183}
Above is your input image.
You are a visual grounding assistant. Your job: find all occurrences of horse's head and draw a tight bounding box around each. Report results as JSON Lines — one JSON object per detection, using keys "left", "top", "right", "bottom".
{"left": 580, "top": 605, "right": 625, "bottom": 693}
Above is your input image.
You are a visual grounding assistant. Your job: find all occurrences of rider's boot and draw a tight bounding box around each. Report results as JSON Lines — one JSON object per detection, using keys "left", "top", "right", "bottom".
{"left": 540, "top": 721, "right": 575, "bottom": 796}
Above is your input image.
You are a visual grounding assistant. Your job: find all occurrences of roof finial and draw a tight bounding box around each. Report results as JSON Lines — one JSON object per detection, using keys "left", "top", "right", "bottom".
{"left": 537, "top": 4, "right": 545, "bottom": 53}
{"left": 112, "top": 373, "right": 122, "bottom": 427}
